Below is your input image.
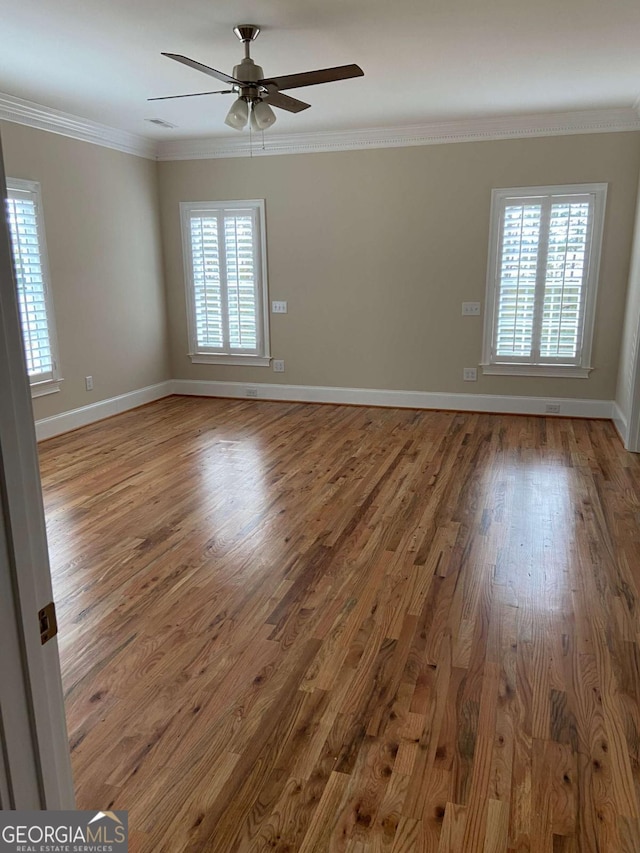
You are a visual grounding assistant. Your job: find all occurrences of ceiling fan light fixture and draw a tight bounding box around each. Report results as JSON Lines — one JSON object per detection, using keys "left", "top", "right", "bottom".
{"left": 224, "top": 97, "right": 249, "bottom": 130}
{"left": 251, "top": 99, "right": 277, "bottom": 130}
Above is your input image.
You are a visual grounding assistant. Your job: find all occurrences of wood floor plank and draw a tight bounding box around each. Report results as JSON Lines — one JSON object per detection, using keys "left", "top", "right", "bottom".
{"left": 484, "top": 798, "right": 509, "bottom": 853}
{"left": 37, "top": 398, "right": 640, "bottom": 852}
{"left": 437, "top": 802, "right": 467, "bottom": 852}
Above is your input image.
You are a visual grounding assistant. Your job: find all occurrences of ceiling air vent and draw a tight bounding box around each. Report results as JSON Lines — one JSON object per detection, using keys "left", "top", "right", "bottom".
{"left": 145, "top": 118, "right": 177, "bottom": 129}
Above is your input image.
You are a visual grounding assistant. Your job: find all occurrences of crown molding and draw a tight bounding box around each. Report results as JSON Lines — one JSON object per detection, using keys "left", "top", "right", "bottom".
{"left": 0, "top": 93, "right": 156, "bottom": 160}
{"left": 0, "top": 92, "right": 639, "bottom": 163}
{"left": 156, "top": 106, "right": 640, "bottom": 161}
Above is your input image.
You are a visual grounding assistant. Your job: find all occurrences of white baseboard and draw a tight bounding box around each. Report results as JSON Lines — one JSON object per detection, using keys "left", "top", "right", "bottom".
{"left": 35, "top": 381, "right": 173, "bottom": 441}
{"left": 612, "top": 402, "right": 630, "bottom": 446}
{"left": 34, "top": 379, "right": 616, "bottom": 442}
{"left": 171, "top": 379, "right": 614, "bottom": 419}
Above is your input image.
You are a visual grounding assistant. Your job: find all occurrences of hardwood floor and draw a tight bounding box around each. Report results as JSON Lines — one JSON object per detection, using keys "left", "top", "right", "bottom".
{"left": 38, "top": 396, "right": 640, "bottom": 852}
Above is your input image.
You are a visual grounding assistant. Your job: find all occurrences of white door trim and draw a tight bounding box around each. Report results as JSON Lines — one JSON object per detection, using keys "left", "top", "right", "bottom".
{"left": 0, "top": 132, "right": 74, "bottom": 808}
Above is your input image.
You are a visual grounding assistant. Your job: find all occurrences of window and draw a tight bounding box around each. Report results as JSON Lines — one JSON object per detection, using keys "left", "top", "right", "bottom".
{"left": 482, "top": 183, "right": 607, "bottom": 378}
{"left": 6, "top": 178, "right": 61, "bottom": 395}
{"left": 181, "top": 199, "right": 270, "bottom": 366}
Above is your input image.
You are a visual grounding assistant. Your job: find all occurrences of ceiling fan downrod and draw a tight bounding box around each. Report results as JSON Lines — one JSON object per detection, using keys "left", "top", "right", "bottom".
{"left": 233, "top": 25, "right": 260, "bottom": 60}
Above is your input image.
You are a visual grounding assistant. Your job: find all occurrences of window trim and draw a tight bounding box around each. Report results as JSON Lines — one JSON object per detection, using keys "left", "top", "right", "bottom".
{"left": 6, "top": 178, "right": 62, "bottom": 397}
{"left": 481, "top": 182, "right": 607, "bottom": 378}
{"left": 180, "top": 198, "right": 271, "bottom": 366}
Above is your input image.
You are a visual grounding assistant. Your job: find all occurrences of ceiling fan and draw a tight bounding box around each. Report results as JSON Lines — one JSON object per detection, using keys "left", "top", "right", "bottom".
{"left": 150, "top": 25, "right": 364, "bottom": 131}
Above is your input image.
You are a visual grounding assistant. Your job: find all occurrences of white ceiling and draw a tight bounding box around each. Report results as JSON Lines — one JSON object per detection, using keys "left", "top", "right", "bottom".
{"left": 2, "top": 0, "right": 640, "bottom": 142}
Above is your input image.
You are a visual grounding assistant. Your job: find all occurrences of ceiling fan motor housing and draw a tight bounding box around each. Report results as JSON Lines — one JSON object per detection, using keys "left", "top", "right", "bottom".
{"left": 232, "top": 57, "right": 265, "bottom": 102}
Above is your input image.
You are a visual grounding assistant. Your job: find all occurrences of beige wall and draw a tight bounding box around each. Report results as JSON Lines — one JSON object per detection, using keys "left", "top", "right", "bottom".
{"left": 159, "top": 132, "right": 640, "bottom": 401}
{"left": 616, "top": 165, "right": 640, "bottom": 445}
{"left": 1, "top": 122, "right": 169, "bottom": 420}
{"left": 2, "top": 125, "right": 638, "bottom": 420}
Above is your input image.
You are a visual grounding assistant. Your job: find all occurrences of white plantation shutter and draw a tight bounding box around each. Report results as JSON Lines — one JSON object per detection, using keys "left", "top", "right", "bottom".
{"left": 191, "top": 215, "right": 223, "bottom": 349}
{"left": 5, "top": 181, "right": 59, "bottom": 386}
{"left": 224, "top": 213, "right": 258, "bottom": 351}
{"left": 183, "top": 201, "right": 268, "bottom": 360}
{"left": 484, "top": 184, "right": 606, "bottom": 376}
{"left": 540, "top": 201, "right": 591, "bottom": 360}
{"left": 496, "top": 204, "right": 542, "bottom": 358}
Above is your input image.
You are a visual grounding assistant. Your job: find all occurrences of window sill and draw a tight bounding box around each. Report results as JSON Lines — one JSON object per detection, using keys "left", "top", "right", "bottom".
{"left": 30, "top": 378, "right": 63, "bottom": 398}
{"left": 481, "top": 364, "right": 592, "bottom": 379}
{"left": 190, "top": 354, "right": 271, "bottom": 367}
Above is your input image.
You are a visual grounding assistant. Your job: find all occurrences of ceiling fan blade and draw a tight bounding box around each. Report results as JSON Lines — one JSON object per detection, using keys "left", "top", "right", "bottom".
{"left": 259, "top": 64, "right": 364, "bottom": 92}
{"left": 261, "top": 91, "right": 311, "bottom": 113}
{"left": 148, "top": 90, "right": 233, "bottom": 101}
{"left": 161, "top": 53, "right": 242, "bottom": 86}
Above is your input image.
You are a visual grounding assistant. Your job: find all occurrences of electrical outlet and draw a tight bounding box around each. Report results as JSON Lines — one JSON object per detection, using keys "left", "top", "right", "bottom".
{"left": 245, "top": 387, "right": 258, "bottom": 398}
{"left": 273, "top": 359, "right": 285, "bottom": 373}
{"left": 272, "top": 301, "right": 288, "bottom": 314}
{"left": 85, "top": 375, "right": 93, "bottom": 391}
{"left": 462, "top": 302, "right": 481, "bottom": 316}
{"left": 463, "top": 368, "right": 477, "bottom": 381}
{"left": 545, "top": 403, "right": 561, "bottom": 414}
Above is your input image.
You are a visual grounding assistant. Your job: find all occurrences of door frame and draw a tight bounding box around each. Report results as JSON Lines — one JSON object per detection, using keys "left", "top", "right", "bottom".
{"left": 0, "top": 131, "right": 74, "bottom": 809}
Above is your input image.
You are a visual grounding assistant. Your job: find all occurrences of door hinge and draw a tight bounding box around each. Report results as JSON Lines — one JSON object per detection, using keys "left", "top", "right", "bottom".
{"left": 38, "top": 601, "right": 58, "bottom": 645}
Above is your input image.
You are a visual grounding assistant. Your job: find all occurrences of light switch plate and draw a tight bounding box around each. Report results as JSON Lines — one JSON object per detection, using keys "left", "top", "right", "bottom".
{"left": 462, "top": 302, "right": 481, "bottom": 316}
{"left": 272, "top": 301, "right": 288, "bottom": 314}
